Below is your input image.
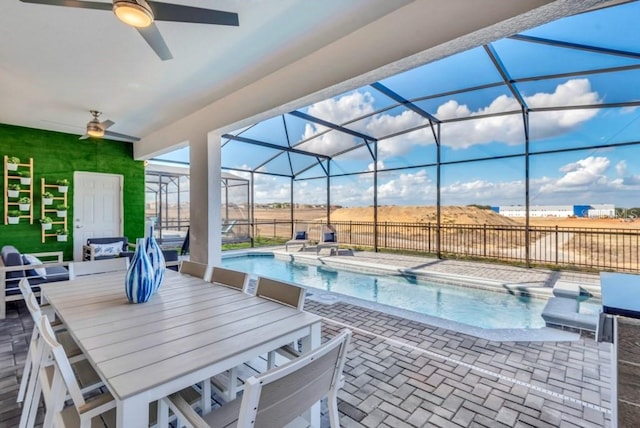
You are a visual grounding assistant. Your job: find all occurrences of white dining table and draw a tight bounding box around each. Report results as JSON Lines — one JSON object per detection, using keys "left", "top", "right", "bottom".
{"left": 40, "top": 269, "right": 323, "bottom": 428}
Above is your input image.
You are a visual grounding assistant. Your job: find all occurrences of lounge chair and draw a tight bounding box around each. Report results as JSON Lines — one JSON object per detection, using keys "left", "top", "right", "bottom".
{"left": 285, "top": 224, "right": 310, "bottom": 251}
{"left": 221, "top": 220, "right": 238, "bottom": 239}
{"left": 316, "top": 224, "right": 340, "bottom": 255}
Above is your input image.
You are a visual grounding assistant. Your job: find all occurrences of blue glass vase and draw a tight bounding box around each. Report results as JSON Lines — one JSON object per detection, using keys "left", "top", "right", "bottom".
{"left": 145, "top": 226, "right": 166, "bottom": 293}
{"left": 125, "top": 238, "right": 155, "bottom": 303}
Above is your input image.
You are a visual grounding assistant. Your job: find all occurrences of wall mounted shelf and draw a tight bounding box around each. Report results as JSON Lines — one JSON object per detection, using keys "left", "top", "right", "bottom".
{"left": 41, "top": 178, "right": 68, "bottom": 242}
{"left": 4, "top": 155, "right": 33, "bottom": 225}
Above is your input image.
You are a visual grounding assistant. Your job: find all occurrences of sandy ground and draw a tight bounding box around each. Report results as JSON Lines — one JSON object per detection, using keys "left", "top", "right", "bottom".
{"left": 252, "top": 206, "right": 640, "bottom": 229}
{"left": 150, "top": 203, "right": 639, "bottom": 229}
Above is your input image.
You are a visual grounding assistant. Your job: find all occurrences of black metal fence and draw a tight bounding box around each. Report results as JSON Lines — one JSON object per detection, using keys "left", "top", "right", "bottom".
{"left": 249, "top": 219, "right": 640, "bottom": 273}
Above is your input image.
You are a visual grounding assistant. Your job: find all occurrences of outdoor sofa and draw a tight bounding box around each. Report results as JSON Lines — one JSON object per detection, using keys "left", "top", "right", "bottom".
{"left": 1, "top": 245, "right": 69, "bottom": 319}
{"left": 83, "top": 236, "right": 131, "bottom": 261}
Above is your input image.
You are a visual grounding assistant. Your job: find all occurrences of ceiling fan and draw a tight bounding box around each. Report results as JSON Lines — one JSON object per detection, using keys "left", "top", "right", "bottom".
{"left": 19, "top": 0, "right": 240, "bottom": 60}
{"left": 80, "top": 110, "right": 140, "bottom": 142}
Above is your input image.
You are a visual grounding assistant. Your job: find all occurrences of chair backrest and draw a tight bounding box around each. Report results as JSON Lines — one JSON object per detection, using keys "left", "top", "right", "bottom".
{"left": 237, "top": 329, "right": 351, "bottom": 427}
{"left": 86, "top": 237, "right": 129, "bottom": 251}
{"left": 255, "top": 277, "right": 305, "bottom": 309}
{"left": 163, "top": 249, "right": 180, "bottom": 271}
{"left": 24, "top": 287, "right": 44, "bottom": 324}
{"left": 210, "top": 266, "right": 248, "bottom": 291}
{"left": 69, "top": 257, "right": 130, "bottom": 279}
{"left": 291, "top": 223, "right": 308, "bottom": 240}
{"left": 37, "top": 315, "right": 91, "bottom": 423}
{"left": 221, "top": 220, "right": 238, "bottom": 234}
{"left": 179, "top": 260, "right": 209, "bottom": 280}
{"left": 18, "top": 277, "right": 33, "bottom": 300}
{"left": 321, "top": 224, "right": 337, "bottom": 243}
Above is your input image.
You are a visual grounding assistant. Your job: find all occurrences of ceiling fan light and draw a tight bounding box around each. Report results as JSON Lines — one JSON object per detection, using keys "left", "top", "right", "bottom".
{"left": 113, "top": 0, "right": 154, "bottom": 28}
{"left": 87, "top": 122, "right": 104, "bottom": 138}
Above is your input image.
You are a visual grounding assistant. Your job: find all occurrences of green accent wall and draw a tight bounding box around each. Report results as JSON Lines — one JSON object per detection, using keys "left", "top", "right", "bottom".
{"left": 1, "top": 123, "right": 145, "bottom": 260}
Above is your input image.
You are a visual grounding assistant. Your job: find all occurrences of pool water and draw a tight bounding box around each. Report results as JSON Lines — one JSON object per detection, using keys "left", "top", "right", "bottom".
{"left": 222, "top": 254, "right": 600, "bottom": 329}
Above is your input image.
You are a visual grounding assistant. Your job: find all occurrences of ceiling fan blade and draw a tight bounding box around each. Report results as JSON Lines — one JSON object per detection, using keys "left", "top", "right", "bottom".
{"left": 137, "top": 24, "right": 173, "bottom": 61}
{"left": 104, "top": 130, "right": 141, "bottom": 142}
{"left": 19, "top": 0, "right": 112, "bottom": 12}
{"left": 150, "top": 1, "right": 239, "bottom": 26}
{"left": 101, "top": 119, "right": 115, "bottom": 130}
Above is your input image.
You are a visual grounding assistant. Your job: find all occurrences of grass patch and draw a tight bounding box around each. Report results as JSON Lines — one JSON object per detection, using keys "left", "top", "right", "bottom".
{"left": 222, "top": 236, "right": 286, "bottom": 251}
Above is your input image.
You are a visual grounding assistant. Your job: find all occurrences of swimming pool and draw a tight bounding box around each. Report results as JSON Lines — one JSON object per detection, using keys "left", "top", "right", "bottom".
{"left": 222, "top": 254, "right": 599, "bottom": 330}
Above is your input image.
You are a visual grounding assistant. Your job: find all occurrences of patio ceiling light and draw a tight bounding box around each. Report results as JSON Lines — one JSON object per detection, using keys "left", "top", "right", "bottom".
{"left": 86, "top": 120, "right": 105, "bottom": 138}
{"left": 113, "top": 0, "right": 154, "bottom": 28}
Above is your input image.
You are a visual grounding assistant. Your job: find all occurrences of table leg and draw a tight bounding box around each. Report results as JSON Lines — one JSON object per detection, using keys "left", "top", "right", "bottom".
{"left": 117, "top": 395, "right": 149, "bottom": 428}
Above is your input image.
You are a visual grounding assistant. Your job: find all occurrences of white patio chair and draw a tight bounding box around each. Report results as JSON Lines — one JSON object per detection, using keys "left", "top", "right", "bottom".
{"left": 19, "top": 291, "right": 103, "bottom": 428}
{"left": 207, "top": 267, "right": 250, "bottom": 400}
{"left": 285, "top": 223, "right": 311, "bottom": 252}
{"left": 316, "top": 224, "right": 340, "bottom": 255}
{"left": 179, "top": 260, "right": 210, "bottom": 280}
{"left": 34, "top": 313, "right": 203, "bottom": 428}
{"left": 255, "top": 275, "right": 306, "bottom": 310}
{"left": 68, "top": 257, "right": 130, "bottom": 279}
{"left": 255, "top": 276, "right": 306, "bottom": 370}
{"left": 164, "top": 329, "right": 351, "bottom": 428}
{"left": 209, "top": 266, "right": 248, "bottom": 292}
{"left": 36, "top": 314, "right": 117, "bottom": 428}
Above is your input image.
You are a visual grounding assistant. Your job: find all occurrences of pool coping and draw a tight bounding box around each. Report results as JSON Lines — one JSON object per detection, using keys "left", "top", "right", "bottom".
{"left": 222, "top": 248, "right": 584, "bottom": 342}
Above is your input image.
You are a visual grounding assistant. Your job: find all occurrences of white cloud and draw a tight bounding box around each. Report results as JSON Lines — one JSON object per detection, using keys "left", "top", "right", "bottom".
{"left": 307, "top": 91, "right": 376, "bottom": 124}
{"left": 367, "top": 160, "right": 385, "bottom": 172}
{"left": 441, "top": 79, "right": 600, "bottom": 148}
{"left": 249, "top": 153, "right": 640, "bottom": 207}
{"left": 252, "top": 174, "right": 290, "bottom": 203}
{"left": 442, "top": 179, "right": 524, "bottom": 205}
{"left": 298, "top": 91, "right": 375, "bottom": 157}
{"left": 376, "top": 169, "right": 434, "bottom": 203}
{"left": 296, "top": 78, "right": 601, "bottom": 159}
{"left": 555, "top": 156, "right": 610, "bottom": 187}
{"left": 616, "top": 160, "right": 627, "bottom": 176}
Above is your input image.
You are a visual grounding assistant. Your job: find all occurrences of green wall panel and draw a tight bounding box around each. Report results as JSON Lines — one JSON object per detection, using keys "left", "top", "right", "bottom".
{"left": 1, "top": 123, "right": 145, "bottom": 260}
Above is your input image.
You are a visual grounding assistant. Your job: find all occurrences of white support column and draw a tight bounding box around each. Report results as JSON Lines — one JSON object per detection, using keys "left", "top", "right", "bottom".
{"left": 208, "top": 131, "right": 222, "bottom": 267}
{"left": 188, "top": 132, "right": 221, "bottom": 266}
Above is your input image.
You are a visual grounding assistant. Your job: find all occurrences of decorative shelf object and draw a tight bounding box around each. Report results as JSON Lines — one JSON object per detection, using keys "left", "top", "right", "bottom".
{"left": 4, "top": 155, "right": 33, "bottom": 225}
{"left": 41, "top": 177, "right": 68, "bottom": 242}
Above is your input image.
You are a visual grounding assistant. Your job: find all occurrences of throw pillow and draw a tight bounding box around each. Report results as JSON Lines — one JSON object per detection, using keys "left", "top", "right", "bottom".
{"left": 323, "top": 232, "right": 336, "bottom": 243}
{"left": 91, "top": 241, "right": 124, "bottom": 258}
{"left": 295, "top": 231, "right": 307, "bottom": 240}
{"left": 22, "top": 254, "right": 47, "bottom": 279}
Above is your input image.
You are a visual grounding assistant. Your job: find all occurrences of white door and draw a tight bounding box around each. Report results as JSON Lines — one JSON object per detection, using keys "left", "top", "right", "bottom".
{"left": 73, "top": 172, "right": 123, "bottom": 261}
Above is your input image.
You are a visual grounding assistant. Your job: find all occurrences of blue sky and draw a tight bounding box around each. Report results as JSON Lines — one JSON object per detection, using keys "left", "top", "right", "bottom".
{"left": 156, "top": 2, "right": 640, "bottom": 208}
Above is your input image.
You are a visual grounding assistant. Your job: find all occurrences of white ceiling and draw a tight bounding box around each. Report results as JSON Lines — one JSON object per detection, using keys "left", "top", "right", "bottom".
{"left": 0, "top": 0, "right": 615, "bottom": 156}
{"left": 0, "top": 0, "right": 415, "bottom": 140}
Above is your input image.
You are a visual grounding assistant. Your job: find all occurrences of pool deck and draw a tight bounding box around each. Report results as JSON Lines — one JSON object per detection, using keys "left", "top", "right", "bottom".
{"left": 1, "top": 253, "right": 611, "bottom": 427}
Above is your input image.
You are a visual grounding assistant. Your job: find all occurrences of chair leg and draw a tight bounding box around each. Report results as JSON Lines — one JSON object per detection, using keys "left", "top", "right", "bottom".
{"left": 22, "top": 380, "right": 41, "bottom": 428}
{"left": 17, "top": 332, "right": 35, "bottom": 403}
{"left": 328, "top": 390, "right": 341, "bottom": 428}
{"left": 20, "top": 346, "right": 42, "bottom": 428}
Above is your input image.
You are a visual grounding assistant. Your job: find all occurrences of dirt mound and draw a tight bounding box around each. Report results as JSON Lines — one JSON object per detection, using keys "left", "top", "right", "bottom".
{"left": 325, "top": 206, "right": 521, "bottom": 226}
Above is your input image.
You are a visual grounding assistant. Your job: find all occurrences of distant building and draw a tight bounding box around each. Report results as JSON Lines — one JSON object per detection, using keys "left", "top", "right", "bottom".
{"left": 491, "top": 204, "right": 615, "bottom": 218}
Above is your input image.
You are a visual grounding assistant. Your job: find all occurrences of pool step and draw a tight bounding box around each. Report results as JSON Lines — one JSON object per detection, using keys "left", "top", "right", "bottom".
{"left": 542, "top": 294, "right": 598, "bottom": 332}
{"left": 552, "top": 281, "right": 582, "bottom": 298}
